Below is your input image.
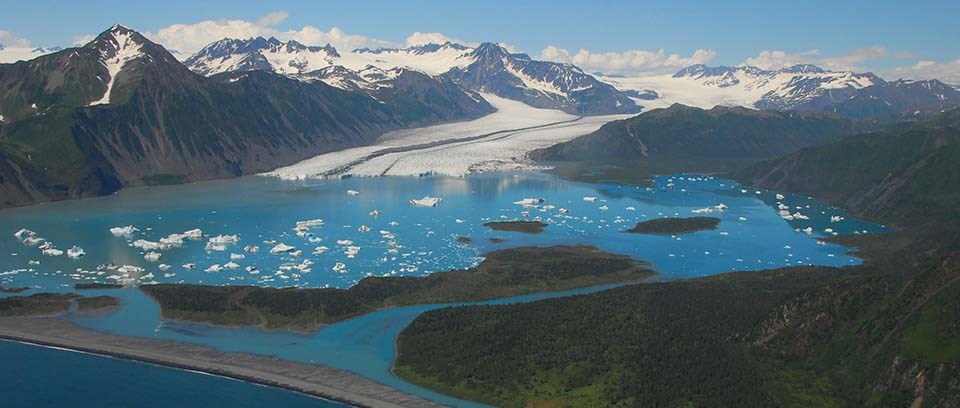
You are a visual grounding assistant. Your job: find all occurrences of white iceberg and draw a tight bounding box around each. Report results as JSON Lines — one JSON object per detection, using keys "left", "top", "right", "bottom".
{"left": 513, "top": 197, "right": 544, "bottom": 207}
{"left": 243, "top": 245, "right": 260, "bottom": 253}
{"left": 204, "top": 264, "right": 222, "bottom": 273}
{"left": 208, "top": 234, "right": 239, "bottom": 245}
{"left": 358, "top": 225, "right": 371, "bottom": 233}
{"left": 66, "top": 246, "right": 86, "bottom": 259}
{"left": 230, "top": 253, "right": 245, "bottom": 260}
{"left": 270, "top": 243, "right": 296, "bottom": 254}
{"left": 42, "top": 247, "right": 64, "bottom": 256}
{"left": 410, "top": 196, "right": 442, "bottom": 207}
{"left": 224, "top": 261, "right": 240, "bottom": 270}
{"left": 583, "top": 196, "right": 598, "bottom": 202}
{"left": 182, "top": 263, "right": 196, "bottom": 270}
{"left": 313, "top": 246, "right": 329, "bottom": 255}
{"left": 110, "top": 225, "right": 139, "bottom": 237}
{"left": 346, "top": 189, "right": 360, "bottom": 196}
{"left": 144, "top": 252, "right": 162, "bottom": 262}
{"left": 158, "top": 264, "right": 171, "bottom": 271}
{"left": 14, "top": 228, "right": 36, "bottom": 241}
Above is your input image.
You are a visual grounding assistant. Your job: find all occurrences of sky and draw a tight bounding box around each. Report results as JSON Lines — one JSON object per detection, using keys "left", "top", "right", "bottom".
{"left": 1, "top": 0, "right": 959, "bottom": 81}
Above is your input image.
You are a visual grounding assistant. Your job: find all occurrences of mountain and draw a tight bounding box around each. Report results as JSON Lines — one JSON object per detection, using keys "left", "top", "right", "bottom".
{"left": 530, "top": 104, "right": 861, "bottom": 162}
{"left": 185, "top": 38, "right": 640, "bottom": 115}
{"left": 737, "top": 108, "right": 960, "bottom": 225}
{"left": 183, "top": 36, "right": 492, "bottom": 119}
{"left": 0, "top": 25, "right": 491, "bottom": 208}
{"left": 600, "top": 64, "right": 960, "bottom": 119}
{"left": 443, "top": 43, "right": 641, "bottom": 115}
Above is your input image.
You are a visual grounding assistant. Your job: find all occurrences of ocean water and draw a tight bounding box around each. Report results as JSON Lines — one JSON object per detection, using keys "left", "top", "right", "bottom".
{"left": 0, "top": 172, "right": 884, "bottom": 407}
{"left": 0, "top": 340, "right": 345, "bottom": 408}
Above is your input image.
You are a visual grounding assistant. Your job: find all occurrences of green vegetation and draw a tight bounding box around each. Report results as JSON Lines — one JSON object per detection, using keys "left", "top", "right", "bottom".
{"left": 74, "top": 296, "right": 122, "bottom": 315}
{"left": 394, "top": 108, "right": 960, "bottom": 407}
{"left": 0, "top": 293, "right": 78, "bottom": 317}
{"left": 624, "top": 216, "right": 720, "bottom": 234}
{"left": 483, "top": 221, "right": 548, "bottom": 234}
{"left": 141, "top": 246, "right": 655, "bottom": 332}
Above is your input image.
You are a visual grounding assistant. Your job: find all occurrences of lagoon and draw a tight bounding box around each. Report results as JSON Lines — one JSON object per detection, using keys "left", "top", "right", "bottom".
{"left": 0, "top": 172, "right": 882, "bottom": 407}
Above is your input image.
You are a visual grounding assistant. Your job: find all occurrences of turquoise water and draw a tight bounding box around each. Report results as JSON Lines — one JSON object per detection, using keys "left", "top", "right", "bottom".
{"left": 0, "top": 340, "right": 346, "bottom": 408}
{"left": 0, "top": 172, "right": 883, "bottom": 407}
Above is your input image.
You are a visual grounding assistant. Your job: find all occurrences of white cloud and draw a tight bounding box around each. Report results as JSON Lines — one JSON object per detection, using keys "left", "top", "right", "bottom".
{"left": 256, "top": 11, "right": 289, "bottom": 27}
{"left": 0, "top": 30, "right": 32, "bottom": 48}
{"left": 882, "top": 59, "right": 960, "bottom": 84}
{"left": 742, "top": 46, "right": 913, "bottom": 72}
{"left": 143, "top": 11, "right": 396, "bottom": 57}
{"left": 538, "top": 45, "right": 716, "bottom": 76}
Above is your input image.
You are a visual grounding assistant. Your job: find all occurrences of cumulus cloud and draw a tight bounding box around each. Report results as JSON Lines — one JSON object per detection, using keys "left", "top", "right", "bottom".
{"left": 742, "top": 46, "right": 913, "bottom": 72}
{"left": 0, "top": 30, "right": 32, "bottom": 48}
{"left": 143, "top": 11, "right": 396, "bottom": 58}
{"left": 537, "top": 46, "right": 716, "bottom": 76}
{"left": 71, "top": 34, "right": 95, "bottom": 46}
{"left": 404, "top": 31, "right": 478, "bottom": 48}
{"left": 882, "top": 59, "right": 960, "bottom": 84}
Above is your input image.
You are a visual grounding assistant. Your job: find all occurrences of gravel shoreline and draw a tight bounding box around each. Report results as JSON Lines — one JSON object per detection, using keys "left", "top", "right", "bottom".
{"left": 0, "top": 317, "right": 443, "bottom": 408}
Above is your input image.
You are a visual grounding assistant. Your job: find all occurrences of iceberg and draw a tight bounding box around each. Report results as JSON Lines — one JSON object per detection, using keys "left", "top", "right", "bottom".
{"left": 66, "top": 246, "right": 86, "bottom": 259}
{"left": 313, "top": 246, "right": 329, "bottom": 255}
{"left": 243, "top": 245, "right": 260, "bottom": 253}
{"left": 208, "top": 234, "right": 239, "bottom": 245}
{"left": 22, "top": 236, "right": 45, "bottom": 246}
{"left": 224, "top": 261, "right": 241, "bottom": 270}
{"left": 230, "top": 253, "right": 245, "bottom": 260}
{"left": 158, "top": 264, "right": 171, "bottom": 271}
{"left": 14, "top": 228, "right": 36, "bottom": 241}
{"left": 270, "top": 243, "right": 296, "bottom": 254}
{"left": 410, "top": 196, "right": 442, "bottom": 207}
{"left": 110, "top": 225, "right": 139, "bottom": 237}
{"left": 513, "top": 198, "right": 544, "bottom": 207}
{"left": 332, "top": 262, "right": 347, "bottom": 273}
{"left": 183, "top": 228, "right": 204, "bottom": 239}
{"left": 204, "top": 264, "right": 222, "bottom": 273}
{"left": 346, "top": 189, "right": 360, "bottom": 196}
{"left": 144, "top": 252, "right": 162, "bottom": 262}
{"left": 583, "top": 196, "right": 598, "bottom": 202}
{"left": 42, "top": 247, "right": 64, "bottom": 256}
{"left": 358, "top": 225, "right": 371, "bottom": 233}
{"left": 369, "top": 210, "right": 382, "bottom": 217}
{"left": 182, "top": 263, "right": 196, "bottom": 270}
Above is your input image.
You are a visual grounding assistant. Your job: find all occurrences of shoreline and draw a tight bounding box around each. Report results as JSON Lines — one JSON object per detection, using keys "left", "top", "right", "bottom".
{"left": 0, "top": 317, "right": 443, "bottom": 408}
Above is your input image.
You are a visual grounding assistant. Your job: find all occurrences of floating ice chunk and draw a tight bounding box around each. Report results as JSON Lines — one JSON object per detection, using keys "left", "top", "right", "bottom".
{"left": 144, "top": 252, "right": 162, "bottom": 262}
{"left": 332, "top": 262, "right": 347, "bottom": 273}
{"left": 245, "top": 266, "right": 259, "bottom": 274}
{"left": 583, "top": 196, "right": 598, "bottom": 202}
{"left": 358, "top": 225, "right": 371, "bottom": 233}
{"left": 28, "top": 260, "right": 40, "bottom": 265}
{"left": 369, "top": 210, "right": 381, "bottom": 217}
{"left": 776, "top": 193, "right": 785, "bottom": 200}
{"left": 66, "top": 246, "right": 86, "bottom": 259}
{"left": 410, "top": 196, "right": 442, "bottom": 207}
{"left": 824, "top": 228, "right": 834, "bottom": 233}
{"left": 14, "top": 228, "right": 36, "bottom": 241}
{"left": 270, "top": 243, "right": 296, "bottom": 254}
{"left": 803, "top": 227, "right": 814, "bottom": 234}
{"left": 163, "top": 273, "right": 176, "bottom": 278}
{"left": 513, "top": 198, "right": 544, "bottom": 207}
{"left": 599, "top": 205, "right": 609, "bottom": 211}
{"left": 209, "top": 235, "right": 239, "bottom": 245}
{"left": 290, "top": 250, "right": 303, "bottom": 257}
{"left": 792, "top": 212, "right": 810, "bottom": 220}
{"left": 230, "top": 253, "right": 245, "bottom": 260}
{"left": 243, "top": 245, "right": 259, "bottom": 253}
{"left": 204, "top": 264, "right": 222, "bottom": 273}
{"left": 346, "top": 189, "right": 360, "bottom": 196}
{"left": 133, "top": 239, "right": 164, "bottom": 251}
{"left": 336, "top": 239, "right": 353, "bottom": 246}
{"left": 158, "top": 264, "right": 171, "bottom": 271}
{"left": 182, "top": 263, "right": 196, "bottom": 270}
{"left": 626, "top": 206, "right": 636, "bottom": 211}
{"left": 117, "top": 265, "right": 143, "bottom": 274}
{"left": 741, "top": 189, "right": 748, "bottom": 194}
{"left": 183, "top": 229, "right": 203, "bottom": 239}
{"left": 344, "top": 246, "right": 361, "bottom": 258}
{"left": 455, "top": 219, "right": 465, "bottom": 224}
{"left": 42, "top": 247, "right": 64, "bottom": 256}
{"left": 205, "top": 242, "right": 227, "bottom": 252}
{"left": 738, "top": 216, "right": 748, "bottom": 221}
{"left": 110, "top": 225, "right": 139, "bottom": 237}
{"left": 313, "top": 246, "right": 329, "bottom": 255}
{"left": 22, "top": 236, "right": 45, "bottom": 246}
{"left": 830, "top": 215, "right": 844, "bottom": 223}
{"left": 224, "top": 261, "right": 240, "bottom": 270}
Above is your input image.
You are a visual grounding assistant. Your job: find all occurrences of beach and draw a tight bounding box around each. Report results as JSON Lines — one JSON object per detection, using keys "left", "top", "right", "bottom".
{"left": 0, "top": 317, "right": 443, "bottom": 408}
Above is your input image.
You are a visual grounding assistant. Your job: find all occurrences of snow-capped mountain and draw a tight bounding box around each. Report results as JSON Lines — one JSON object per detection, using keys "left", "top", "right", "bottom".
{"left": 183, "top": 38, "right": 640, "bottom": 115}
{"left": 600, "top": 63, "right": 960, "bottom": 118}
{"left": 0, "top": 45, "right": 63, "bottom": 64}
{"left": 444, "top": 43, "right": 641, "bottom": 115}
{"left": 185, "top": 37, "right": 341, "bottom": 77}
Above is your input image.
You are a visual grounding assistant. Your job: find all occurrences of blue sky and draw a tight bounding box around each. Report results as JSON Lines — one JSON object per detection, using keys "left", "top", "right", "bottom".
{"left": 2, "top": 0, "right": 959, "bottom": 79}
